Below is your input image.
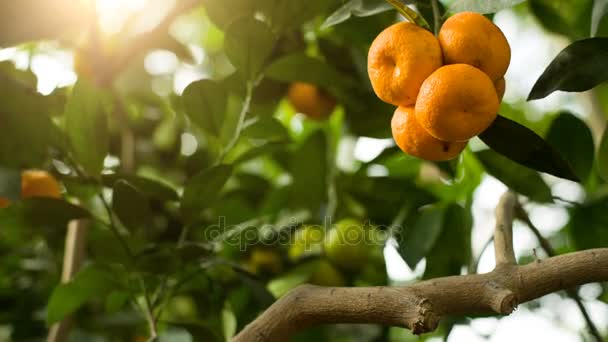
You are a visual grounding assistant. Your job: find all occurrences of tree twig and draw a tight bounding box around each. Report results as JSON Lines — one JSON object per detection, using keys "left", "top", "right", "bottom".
{"left": 494, "top": 191, "right": 517, "bottom": 266}
{"left": 515, "top": 205, "right": 603, "bottom": 342}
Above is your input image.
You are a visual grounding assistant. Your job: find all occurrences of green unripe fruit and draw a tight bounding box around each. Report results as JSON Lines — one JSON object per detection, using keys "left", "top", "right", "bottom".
{"left": 288, "top": 225, "right": 325, "bottom": 261}
{"left": 323, "top": 219, "right": 371, "bottom": 271}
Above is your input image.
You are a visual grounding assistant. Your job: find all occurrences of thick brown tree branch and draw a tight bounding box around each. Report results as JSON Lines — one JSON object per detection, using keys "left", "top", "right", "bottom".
{"left": 234, "top": 192, "right": 608, "bottom": 341}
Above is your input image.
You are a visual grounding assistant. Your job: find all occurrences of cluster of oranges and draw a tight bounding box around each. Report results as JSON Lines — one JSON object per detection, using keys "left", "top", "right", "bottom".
{"left": 0, "top": 170, "right": 61, "bottom": 208}
{"left": 368, "top": 12, "right": 510, "bottom": 161}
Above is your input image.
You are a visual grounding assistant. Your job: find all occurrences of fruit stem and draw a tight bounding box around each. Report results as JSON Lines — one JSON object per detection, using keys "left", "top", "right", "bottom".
{"left": 385, "top": 0, "right": 431, "bottom": 31}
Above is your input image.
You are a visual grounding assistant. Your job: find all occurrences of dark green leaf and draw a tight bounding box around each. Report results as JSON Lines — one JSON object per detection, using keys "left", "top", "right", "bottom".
{"left": 545, "top": 112, "right": 594, "bottom": 182}
{"left": 322, "top": 0, "right": 392, "bottom": 28}
{"left": 397, "top": 204, "right": 445, "bottom": 269}
{"left": 479, "top": 115, "right": 579, "bottom": 181}
{"left": 476, "top": 150, "right": 553, "bottom": 202}
{"left": 289, "top": 131, "right": 327, "bottom": 213}
{"left": 242, "top": 117, "right": 289, "bottom": 142}
{"left": 449, "top": 0, "right": 525, "bottom": 13}
{"left": 200, "top": 0, "right": 256, "bottom": 29}
{"left": 64, "top": 81, "right": 109, "bottom": 176}
{"left": 569, "top": 197, "right": 608, "bottom": 249}
{"left": 182, "top": 80, "right": 227, "bottom": 137}
{"left": 424, "top": 204, "right": 472, "bottom": 279}
{"left": 0, "top": 66, "right": 57, "bottom": 167}
{"left": 102, "top": 173, "right": 178, "bottom": 201}
{"left": 105, "top": 291, "right": 130, "bottom": 313}
{"left": 260, "top": 0, "right": 336, "bottom": 32}
{"left": 112, "top": 180, "right": 152, "bottom": 231}
{"left": 598, "top": 125, "right": 608, "bottom": 182}
{"left": 0, "top": 197, "right": 91, "bottom": 230}
{"left": 592, "top": 0, "right": 608, "bottom": 36}
{"left": 264, "top": 53, "right": 353, "bottom": 90}
{"left": 232, "top": 142, "right": 285, "bottom": 164}
{"left": 181, "top": 164, "right": 233, "bottom": 222}
{"left": 529, "top": 0, "right": 593, "bottom": 39}
{"left": 224, "top": 17, "right": 275, "bottom": 81}
{"left": 47, "top": 264, "right": 120, "bottom": 324}
{"left": 528, "top": 38, "right": 608, "bottom": 100}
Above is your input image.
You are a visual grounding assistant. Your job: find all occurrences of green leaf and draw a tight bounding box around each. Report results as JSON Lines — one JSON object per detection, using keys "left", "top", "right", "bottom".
{"left": 599, "top": 126, "right": 608, "bottom": 182}
{"left": 232, "top": 142, "right": 285, "bottom": 164}
{"left": 102, "top": 173, "right": 178, "bottom": 201}
{"left": 47, "top": 264, "right": 120, "bottom": 324}
{"left": 242, "top": 117, "right": 289, "bottom": 142}
{"left": 224, "top": 17, "right": 275, "bottom": 81}
{"left": 64, "top": 81, "right": 109, "bottom": 176}
{"left": 0, "top": 198, "right": 91, "bottom": 230}
{"left": 322, "top": 0, "right": 392, "bottom": 28}
{"left": 569, "top": 197, "right": 608, "bottom": 249}
{"left": 592, "top": 0, "right": 608, "bottom": 36}
{"left": 449, "top": 0, "right": 526, "bottom": 13}
{"left": 529, "top": 0, "right": 593, "bottom": 39}
{"left": 545, "top": 112, "right": 594, "bottom": 182}
{"left": 424, "top": 204, "right": 472, "bottom": 279}
{"left": 264, "top": 53, "right": 353, "bottom": 90}
{"left": 112, "top": 180, "right": 152, "bottom": 231}
{"left": 0, "top": 66, "right": 57, "bottom": 167}
{"left": 200, "top": 0, "right": 256, "bottom": 29}
{"left": 397, "top": 204, "right": 445, "bottom": 269}
{"left": 260, "top": 0, "right": 336, "bottom": 32}
{"left": 182, "top": 80, "right": 227, "bottom": 137}
{"left": 528, "top": 38, "right": 608, "bottom": 100}
{"left": 289, "top": 130, "right": 327, "bottom": 213}
{"left": 181, "top": 164, "right": 233, "bottom": 222}
{"left": 476, "top": 150, "right": 553, "bottom": 203}
{"left": 105, "top": 291, "right": 130, "bottom": 313}
{"left": 479, "top": 115, "right": 579, "bottom": 182}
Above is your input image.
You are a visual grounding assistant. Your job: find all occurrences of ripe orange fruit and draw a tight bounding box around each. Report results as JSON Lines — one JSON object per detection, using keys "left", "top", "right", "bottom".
{"left": 287, "top": 82, "right": 336, "bottom": 120}
{"left": 391, "top": 106, "right": 466, "bottom": 161}
{"left": 0, "top": 198, "right": 10, "bottom": 208}
{"left": 415, "top": 64, "right": 499, "bottom": 142}
{"left": 438, "top": 12, "right": 510, "bottom": 82}
{"left": 368, "top": 22, "right": 443, "bottom": 106}
{"left": 21, "top": 170, "right": 61, "bottom": 199}
{"left": 495, "top": 77, "right": 506, "bottom": 101}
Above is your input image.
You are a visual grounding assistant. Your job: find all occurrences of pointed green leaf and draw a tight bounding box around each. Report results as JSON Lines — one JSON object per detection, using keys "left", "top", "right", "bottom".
{"left": 322, "top": 0, "right": 392, "bottom": 29}
{"left": 102, "top": 173, "right": 178, "bottom": 201}
{"left": 112, "top": 180, "right": 152, "bottom": 231}
{"left": 242, "top": 117, "right": 289, "bottom": 142}
{"left": 182, "top": 80, "right": 227, "bottom": 137}
{"left": 289, "top": 130, "right": 327, "bottom": 213}
{"left": 181, "top": 164, "right": 233, "bottom": 222}
{"left": 479, "top": 115, "right": 579, "bottom": 181}
{"left": 224, "top": 17, "right": 275, "bottom": 81}
{"left": 65, "top": 81, "right": 109, "bottom": 176}
{"left": 545, "top": 112, "right": 594, "bottom": 182}
{"left": 476, "top": 150, "right": 553, "bottom": 202}
{"left": 47, "top": 264, "right": 120, "bottom": 324}
{"left": 528, "top": 38, "right": 608, "bottom": 100}
{"left": 264, "top": 53, "right": 353, "bottom": 90}
{"left": 397, "top": 204, "right": 445, "bottom": 269}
